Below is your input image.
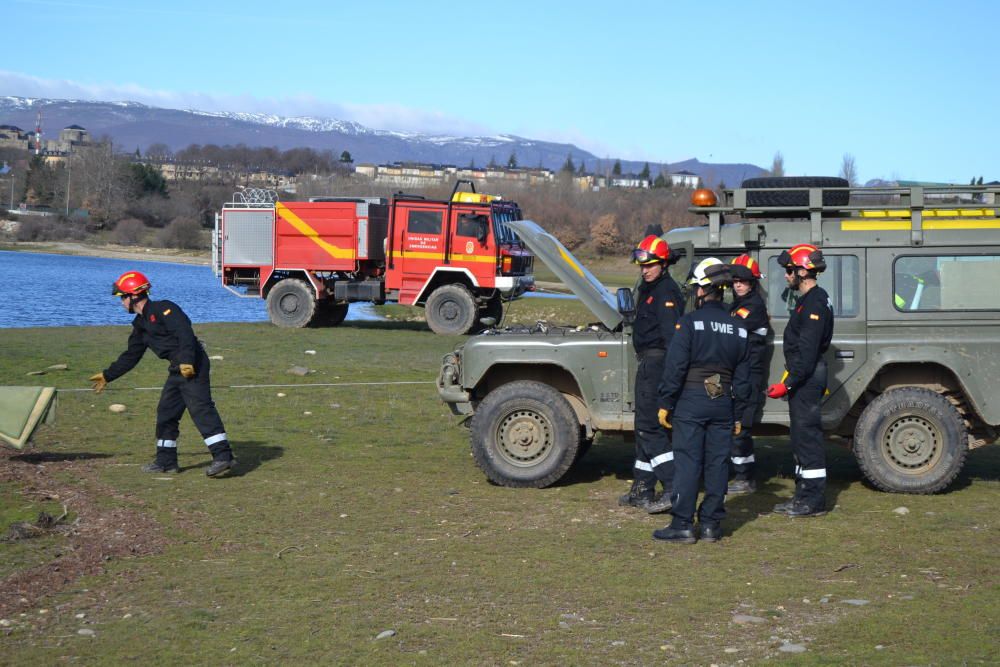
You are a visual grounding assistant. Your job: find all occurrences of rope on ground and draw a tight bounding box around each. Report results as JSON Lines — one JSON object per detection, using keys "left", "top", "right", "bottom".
{"left": 57, "top": 380, "right": 435, "bottom": 393}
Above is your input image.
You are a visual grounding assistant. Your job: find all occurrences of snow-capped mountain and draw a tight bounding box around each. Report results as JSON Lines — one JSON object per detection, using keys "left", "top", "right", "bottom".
{"left": 0, "top": 96, "right": 765, "bottom": 184}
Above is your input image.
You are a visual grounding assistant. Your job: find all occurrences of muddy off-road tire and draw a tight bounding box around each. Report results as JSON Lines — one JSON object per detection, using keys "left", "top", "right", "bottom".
{"left": 314, "top": 301, "right": 349, "bottom": 327}
{"left": 470, "top": 381, "right": 580, "bottom": 488}
{"left": 425, "top": 284, "right": 477, "bottom": 335}
{"left": 741, "top": 176, "right": 850, "bottom": 208}
{"left": 853, "top": 387, "right": 968, "bottom": 494}
{"left": 266, "top": 279, "right": 317, "bottom": 328}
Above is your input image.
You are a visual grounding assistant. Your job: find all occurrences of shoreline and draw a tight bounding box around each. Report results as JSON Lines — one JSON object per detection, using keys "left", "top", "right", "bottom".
{"left": 0, "top": 241, "right": 210, "bottom": 265}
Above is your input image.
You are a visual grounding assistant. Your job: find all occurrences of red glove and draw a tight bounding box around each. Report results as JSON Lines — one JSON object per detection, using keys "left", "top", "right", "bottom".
{"left": 766, "top": 383, "right": 788, "bottom": 399}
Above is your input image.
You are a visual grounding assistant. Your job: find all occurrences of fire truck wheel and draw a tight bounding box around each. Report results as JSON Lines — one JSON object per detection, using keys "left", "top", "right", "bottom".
{"left": 314, "top": 302, "right": 349, "bottom": 327}
{"left": 470, "top": 381, "right": 580, "bottom": 488}
{"left": 425, "top": 284, "right": 478, "bottom": 335}
{"left": 266, "top": 279, "right": 317, "bottom": 328}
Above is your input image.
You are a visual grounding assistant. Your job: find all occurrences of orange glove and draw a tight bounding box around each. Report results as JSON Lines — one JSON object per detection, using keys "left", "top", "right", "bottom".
{"left": 89, "top": 372, "right": 107, "bottom": 393}
{"left": 766, "top": 383, "right": 788, "bottom": 399}
{"left": 657, "top": 408, "right": 672, "bottom": 429}
{"left": 179, "top": 364, "right": 195, "bottom": 378}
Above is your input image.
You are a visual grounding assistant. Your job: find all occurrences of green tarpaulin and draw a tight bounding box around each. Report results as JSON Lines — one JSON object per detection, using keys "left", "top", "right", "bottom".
{"left": 0, "top": 387, "right": 57, "bottom": 450}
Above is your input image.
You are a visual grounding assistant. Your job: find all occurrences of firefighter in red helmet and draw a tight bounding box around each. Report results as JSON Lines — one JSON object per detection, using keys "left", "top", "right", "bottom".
{"left": 767, "top": 244, "right": 833, "bottom": 516}
{"left": 89, "top": 271, "right": 236, "bottom": 477}
{"left": 727, "top": 254, "right": 771, "bottom": 494}
{"left": 619, "top": 235, "right": 684, "bottom": 513}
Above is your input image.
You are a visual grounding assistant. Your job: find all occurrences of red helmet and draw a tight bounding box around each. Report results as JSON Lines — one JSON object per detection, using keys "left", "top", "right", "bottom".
{"left": 778, "top": 244, "right": 826, "bottom": 272}
{"left": 631, "top": 235, "right": 670, "bottom": 265}
{"left": 112, "top": 271, "right": 151, "bottom": 297}
{"left": 730, "top": 254, "right": 762, "bottom": 280}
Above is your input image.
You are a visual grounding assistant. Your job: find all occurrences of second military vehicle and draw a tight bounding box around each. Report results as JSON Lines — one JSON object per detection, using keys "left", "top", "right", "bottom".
{"left": 437, "top": 178, "right": 1000, "bottom": 494}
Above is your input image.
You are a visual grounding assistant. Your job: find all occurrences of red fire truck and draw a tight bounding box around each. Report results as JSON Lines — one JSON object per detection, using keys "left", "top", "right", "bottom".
{"left": 212, "top": 182, "right": 534, "bottom": 334}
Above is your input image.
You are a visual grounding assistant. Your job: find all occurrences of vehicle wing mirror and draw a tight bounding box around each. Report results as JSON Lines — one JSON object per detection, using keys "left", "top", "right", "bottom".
{"left": 616, "top": 287, "right": 636, "bottom": 323}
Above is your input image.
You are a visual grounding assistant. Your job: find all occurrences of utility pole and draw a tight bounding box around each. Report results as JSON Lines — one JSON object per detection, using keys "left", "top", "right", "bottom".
{"left": 65, "top": 161, "right": 71, "bottom": 216}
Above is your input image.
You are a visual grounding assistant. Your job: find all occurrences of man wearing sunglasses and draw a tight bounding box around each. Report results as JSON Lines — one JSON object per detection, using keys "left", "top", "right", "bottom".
{"left": 766, "top": 245, "right": 834, "bottom": 517}
{"left": 89, "top": 270, "right": 236, "bottom": 477}
{"left": 619, "top": 235, "right": 685, "bottom": 513}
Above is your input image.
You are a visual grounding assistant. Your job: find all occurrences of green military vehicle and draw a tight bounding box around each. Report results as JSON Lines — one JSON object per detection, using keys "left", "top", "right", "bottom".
{"left": 437, "top": 177, "right": 1000, "bottom": 494}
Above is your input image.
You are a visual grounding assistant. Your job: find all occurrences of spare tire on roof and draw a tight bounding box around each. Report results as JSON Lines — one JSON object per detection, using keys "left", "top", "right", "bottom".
{"left": 740, "top": 176, "right": 850, "bottom": 207}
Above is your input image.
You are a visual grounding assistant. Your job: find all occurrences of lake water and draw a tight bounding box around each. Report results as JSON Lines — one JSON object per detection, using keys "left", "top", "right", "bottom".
{"left": 0, "top": 250, "right": 381, "bottom": 328}
{"left": 0, "top": 251, "right": 574, "bottom": 328}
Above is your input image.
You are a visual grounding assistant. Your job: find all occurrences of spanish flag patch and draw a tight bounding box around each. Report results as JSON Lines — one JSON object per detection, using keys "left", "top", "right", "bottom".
{"left": 809, "top": 313, "right": 820, "bottom": 320}
{"left": 735, "top": 307, "right": 750, "bottom": 319}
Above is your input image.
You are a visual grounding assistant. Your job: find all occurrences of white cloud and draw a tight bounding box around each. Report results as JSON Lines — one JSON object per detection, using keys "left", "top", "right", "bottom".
{"left": 0, "top": 70, "right": 494, "bottom": 136}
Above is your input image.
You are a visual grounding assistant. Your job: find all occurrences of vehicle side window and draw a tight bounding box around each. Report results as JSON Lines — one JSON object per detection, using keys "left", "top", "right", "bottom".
{"left": 767, "top": 254, "right": 859, "bottom": 318}
{"left": 894, "top": 255, "right": 1000, "bottom": 311}
{"left": 407, "top": 210, "right": 442, "bottom": 235}
{"left": 456, "top": 214, "right": 488, "bottom": 238}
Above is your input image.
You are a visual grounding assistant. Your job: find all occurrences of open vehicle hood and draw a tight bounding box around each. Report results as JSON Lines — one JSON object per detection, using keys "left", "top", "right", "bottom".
{"left": 508, "top": 220, "right": 622, "bottom": 329}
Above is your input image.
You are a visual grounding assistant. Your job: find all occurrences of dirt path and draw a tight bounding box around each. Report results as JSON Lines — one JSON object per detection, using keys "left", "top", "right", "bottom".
{"left": 3, "top": 241, "right": 210, "bottom": 266}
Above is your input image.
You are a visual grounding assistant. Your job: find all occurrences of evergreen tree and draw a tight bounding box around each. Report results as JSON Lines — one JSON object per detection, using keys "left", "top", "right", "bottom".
{"left": 654, "top": 172, "right": 666, "bottom": 188}
{"left": 771, "top": 151, "right": 785, "bottom": 177}
{"left": 612, "top": 159, "right": 622, "bottom": 176}
{"left": 639, "top": 162, "right": 650, "bottom": 179}
{"left": 977, "top": 176, "right": 984, "bottom": 185}
{"left": 577, "top": 160, "right": 586, "bottom": 175}
{"left": 561, "top": 154, "right": 576, "bottom": 174}
{"left": 339, "top": 151, "right": 353, "bottom": 163}
{"left": 488, "top": 154, "right": 498, "bottom": 168}
{"left": 507, "top": 152, "right": 518, "bottom": 169}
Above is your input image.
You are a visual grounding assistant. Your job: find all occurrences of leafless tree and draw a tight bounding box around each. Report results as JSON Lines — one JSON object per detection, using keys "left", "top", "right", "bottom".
{"left": 770, "top": 151, "right": 785, "bottom": 177}
{"left": 839, "top": 153, "right": 858, "bottom": 186}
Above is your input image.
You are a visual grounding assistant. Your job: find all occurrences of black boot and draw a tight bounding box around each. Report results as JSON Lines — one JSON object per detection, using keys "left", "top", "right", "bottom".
{"left": 618, "top": 480, "right": 653, "bottom": 508}
{"left": 645, "top": 489, "right": 674, "bottom": 514}
{"left": 206, "top": 441, "right": 235, "bottom": 477}
{"left": 141, "top": 446, "right": 179, "bottom": 473}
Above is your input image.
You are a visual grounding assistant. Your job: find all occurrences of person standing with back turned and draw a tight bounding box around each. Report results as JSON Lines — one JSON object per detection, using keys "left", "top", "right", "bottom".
{"left": 766, "top": 244, "right": 834, "bottom": 517}
{"left": 619, "top": 235, "right": 684, "bottom": 513}
{"left": 89, "top": 271, "right": 236, "bottom": 477}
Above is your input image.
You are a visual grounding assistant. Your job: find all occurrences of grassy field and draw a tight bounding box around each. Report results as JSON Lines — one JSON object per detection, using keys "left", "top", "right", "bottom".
{"left": 0, "top": 314, "right": 997, "bottom": 664}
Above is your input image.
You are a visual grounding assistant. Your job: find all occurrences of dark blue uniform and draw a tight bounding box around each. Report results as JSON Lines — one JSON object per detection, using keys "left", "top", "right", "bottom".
{"left": 658, "top": 301, "right": 751, "bottom": 531}
{"left": 631, "top": 273, "right": 685, "bottom": 496}
{"left": 782, "top": 285, "right": 834, "bottom": 509}
{"left": 729, "top": 290, "right": 771, "bottom": 481}
{"left": 104, "top": 299, "right": 228, "bottom": 454}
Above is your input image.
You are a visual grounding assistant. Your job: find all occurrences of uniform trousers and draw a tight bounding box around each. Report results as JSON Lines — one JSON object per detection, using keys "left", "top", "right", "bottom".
{"left": 669, "top": 388, "right": 733, "bottom": 529}
{"left": 788, "top": 360, "right": 827, "bottom": 508}
{"left": 633, "top": 351, "right": 675, "bottom": 494}
{"left": 155, "top": 349, "right": 227, "bottom": 449}
{"left": 731, "top": 383, "right": 763, "bottom": 480}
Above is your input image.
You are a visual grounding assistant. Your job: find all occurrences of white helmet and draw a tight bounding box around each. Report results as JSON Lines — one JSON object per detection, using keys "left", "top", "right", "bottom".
{"left": 689, "top": 257, "right": 725, "bottom": 287}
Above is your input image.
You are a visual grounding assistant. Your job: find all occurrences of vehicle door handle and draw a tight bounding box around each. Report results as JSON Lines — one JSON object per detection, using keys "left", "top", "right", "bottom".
{"left": 835, "top": 350, "right": 854, "bottom": 359}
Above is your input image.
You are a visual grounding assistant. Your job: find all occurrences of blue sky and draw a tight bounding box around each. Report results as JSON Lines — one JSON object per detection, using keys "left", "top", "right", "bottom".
{"left": 2, "top": 0, "right": 998, "bottom": 183}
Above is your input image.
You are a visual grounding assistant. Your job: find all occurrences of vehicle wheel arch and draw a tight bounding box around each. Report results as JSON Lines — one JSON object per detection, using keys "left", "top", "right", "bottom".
{"left": 472, "top": 363, "right": 593, "bottom": 436}
{"left": 262, "top": 269, "right": 322, "bottom": 300}
{"left": 415, "top": 268, "right": 478, "bottom": 305}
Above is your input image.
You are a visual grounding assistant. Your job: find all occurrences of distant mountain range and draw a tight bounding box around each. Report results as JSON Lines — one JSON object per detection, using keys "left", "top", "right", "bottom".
{"left": 0, "top": 96, "right": 766, "bottom": 186}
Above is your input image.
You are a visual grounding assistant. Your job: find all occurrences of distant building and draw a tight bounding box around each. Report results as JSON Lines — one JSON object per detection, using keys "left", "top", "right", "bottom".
{"left": 668, "top": 170, "right": 700, "bottom": 188}
{"left": 610, "top": 174, "right": 651, "bottom": 189}
{"left": 0, "top": 125, "right": 29, "bottom": 150}
{"left": 355, "top": 162, "right": 554, "bottom": 188}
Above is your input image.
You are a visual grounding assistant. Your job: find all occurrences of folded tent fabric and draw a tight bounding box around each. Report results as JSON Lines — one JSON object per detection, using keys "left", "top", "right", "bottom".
{"left": 0, "top": 387, "right": 57, "bottom": 450}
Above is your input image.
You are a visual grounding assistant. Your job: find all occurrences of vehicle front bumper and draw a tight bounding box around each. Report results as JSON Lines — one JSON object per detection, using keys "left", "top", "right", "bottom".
{"left": 437, "top": 351, "right": 472, "bottom": 415}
